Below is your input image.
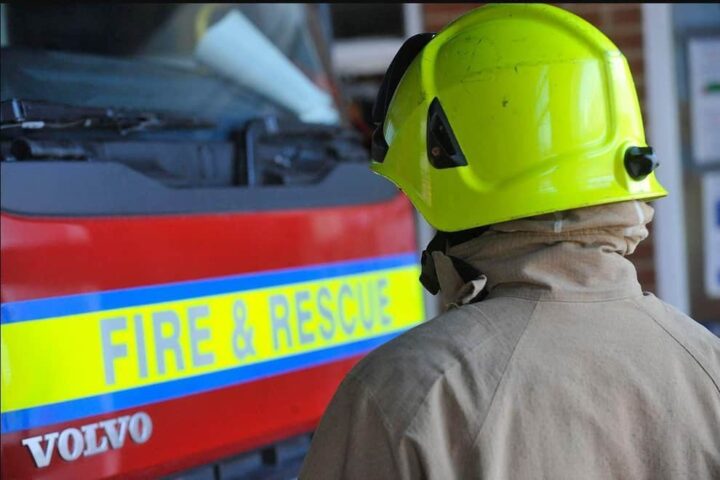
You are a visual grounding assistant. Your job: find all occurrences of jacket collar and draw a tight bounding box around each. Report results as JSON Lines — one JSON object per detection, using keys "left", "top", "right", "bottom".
{"left": 437, "top": 201, "right": 654, "bottom": 305}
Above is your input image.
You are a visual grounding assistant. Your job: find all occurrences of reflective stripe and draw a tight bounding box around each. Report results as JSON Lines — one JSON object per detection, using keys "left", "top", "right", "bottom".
{"left": 1, "top": 333, "right": 400, "bottom": 434}
{"left": 1, "top": 254, "right": 425, "bottom": 432}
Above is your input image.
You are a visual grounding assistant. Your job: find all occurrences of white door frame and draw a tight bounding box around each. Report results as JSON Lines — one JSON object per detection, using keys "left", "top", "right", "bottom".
{"left": 642, "top": 4, "right": 690, "bottom": 313}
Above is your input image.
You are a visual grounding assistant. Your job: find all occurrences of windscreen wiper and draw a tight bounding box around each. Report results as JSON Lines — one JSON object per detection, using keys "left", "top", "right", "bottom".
{"left": 0, "top": 98, "right": 214, "bottom": 134}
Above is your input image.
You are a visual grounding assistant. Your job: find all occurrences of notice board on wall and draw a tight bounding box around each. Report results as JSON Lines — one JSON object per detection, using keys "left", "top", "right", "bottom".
{"left": 688, "top": 37, "right": 720, "bottom": 166}
{"left": 703, "top": 173, "right": 720, "bottom": 298}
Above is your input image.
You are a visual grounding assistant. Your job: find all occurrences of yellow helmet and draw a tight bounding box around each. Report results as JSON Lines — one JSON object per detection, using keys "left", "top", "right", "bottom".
{"left": 370, "top": 3, "right": 667, "bottom": 232}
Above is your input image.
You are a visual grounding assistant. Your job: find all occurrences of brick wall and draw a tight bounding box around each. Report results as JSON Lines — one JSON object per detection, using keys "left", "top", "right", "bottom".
{"left": 422, "top": 3, "right": 657, "bottom": 293}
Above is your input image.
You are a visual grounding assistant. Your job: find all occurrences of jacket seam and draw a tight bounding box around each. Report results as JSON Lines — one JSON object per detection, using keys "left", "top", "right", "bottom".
{"left": 393, "top": 320, "right": 504, "bottom": 462}
{"left": 470, "top": 299, "right": 541, "bottom": 450}
{"left": 465, "top": 299, "right": 541, "bottom": 457}
{"left": 631, "top": 297, "right": 720, "bottom": 394}
{"left": 356, "top": 307, "right": 515, "bottom": 471}
{"left": 343, "top": 372, "right": 406, "bottom": 477}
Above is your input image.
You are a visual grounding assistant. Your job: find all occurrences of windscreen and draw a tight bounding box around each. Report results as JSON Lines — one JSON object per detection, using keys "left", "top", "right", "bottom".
{"left": 2, "top": 4, "right": 339, "bottom": 124}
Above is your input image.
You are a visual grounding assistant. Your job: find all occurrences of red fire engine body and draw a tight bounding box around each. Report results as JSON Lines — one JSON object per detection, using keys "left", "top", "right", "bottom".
{"left": 0, "top": 5, "right": 426, "bottom": 478}
{"left": 1, "top": 194, "right": 421, "bottom": 479}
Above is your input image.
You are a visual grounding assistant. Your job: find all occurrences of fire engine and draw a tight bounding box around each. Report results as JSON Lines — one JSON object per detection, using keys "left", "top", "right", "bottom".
{"left": 0, "top": 4, "right": 427, "bottom": 479}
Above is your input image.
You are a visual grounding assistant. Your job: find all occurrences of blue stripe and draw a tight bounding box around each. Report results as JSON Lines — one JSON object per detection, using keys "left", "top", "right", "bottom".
{"left": 1, "top": 331, "right": 403, "bottom": 433}
{"left": 1, "top": 253, "right": 417, "bottom": 324}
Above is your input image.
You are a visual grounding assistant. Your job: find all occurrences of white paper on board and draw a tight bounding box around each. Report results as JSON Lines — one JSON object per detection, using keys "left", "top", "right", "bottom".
{"left": 194, "top": 10, "right": 339, "bottom": 125}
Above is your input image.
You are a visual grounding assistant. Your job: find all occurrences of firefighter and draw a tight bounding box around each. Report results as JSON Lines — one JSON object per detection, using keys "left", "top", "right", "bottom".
{"left": 300, "top": 4, "right": 720, "bottom": 479}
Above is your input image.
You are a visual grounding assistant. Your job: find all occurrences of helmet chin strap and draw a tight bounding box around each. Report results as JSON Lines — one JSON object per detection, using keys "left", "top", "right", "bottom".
{"left": 419, "top": 229, "right": 490, "bottom": 309}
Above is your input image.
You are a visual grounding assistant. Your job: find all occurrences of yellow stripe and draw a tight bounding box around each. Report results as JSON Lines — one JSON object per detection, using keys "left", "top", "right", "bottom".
{"left": 1, "top": 266, "right": 424, "bottom": 413}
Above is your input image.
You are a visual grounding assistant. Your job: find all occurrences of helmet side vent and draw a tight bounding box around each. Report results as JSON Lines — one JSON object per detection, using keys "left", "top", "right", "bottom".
{"left": 427, "top": 98, "right": 468, "bottom": 169}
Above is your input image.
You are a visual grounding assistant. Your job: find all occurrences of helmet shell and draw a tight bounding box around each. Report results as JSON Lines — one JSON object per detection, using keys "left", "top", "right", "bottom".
{"left": 371, "top": 3, "right": 667, "bottom": 232}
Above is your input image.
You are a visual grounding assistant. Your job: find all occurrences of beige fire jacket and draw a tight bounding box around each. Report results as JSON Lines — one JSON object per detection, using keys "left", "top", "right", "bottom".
{"left": 299, "top": 201, "right": 720, "bottom": 480}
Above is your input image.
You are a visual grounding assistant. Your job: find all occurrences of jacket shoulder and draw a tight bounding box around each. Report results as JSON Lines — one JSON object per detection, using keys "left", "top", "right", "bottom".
{"left": 346, "top": 296, "right": 538, "bottom": 440}
{"left": 637, "top": 294, "right": 720, "bottom": 389}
